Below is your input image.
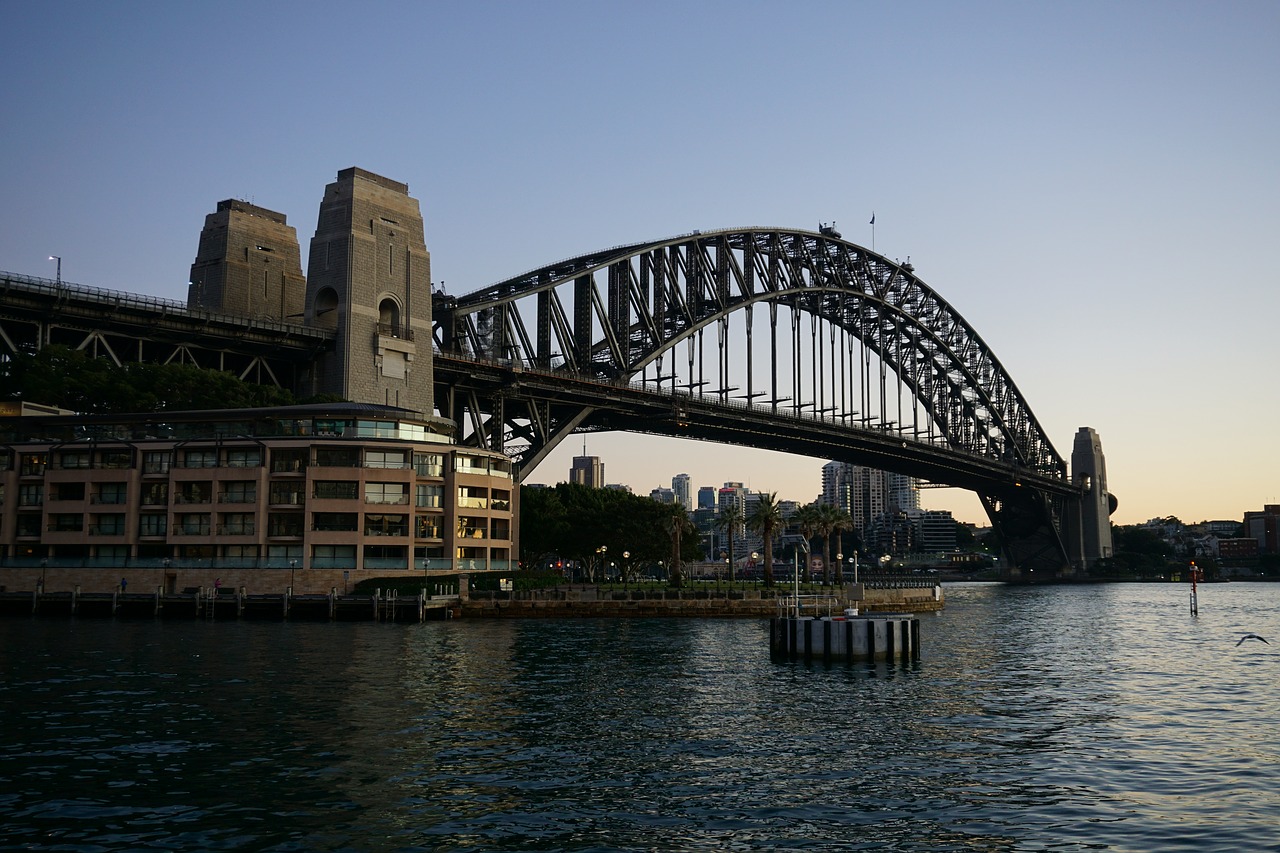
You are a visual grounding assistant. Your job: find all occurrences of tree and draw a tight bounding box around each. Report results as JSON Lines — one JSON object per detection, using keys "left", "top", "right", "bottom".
{"left": 746, "top": 492, "right": 784, "bottom": 587}
{"left": 819, "top": 503, "right": 853, "bottom": 583}
{"left": 0, "top": 344, "right": 297, "bottom": 413}
{"left": 791, "top": 503, "right": 822, "bottom": 582}
{"left": 664, "top": 507, "right": 696, "bottom": 588}
{"left": 714, "top": 502, "right": 744, "bottom": 582}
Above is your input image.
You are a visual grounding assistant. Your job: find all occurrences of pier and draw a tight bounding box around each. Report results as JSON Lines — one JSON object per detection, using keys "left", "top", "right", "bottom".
{"left": 0, "top": 586, "right": 459, "bottom": 622}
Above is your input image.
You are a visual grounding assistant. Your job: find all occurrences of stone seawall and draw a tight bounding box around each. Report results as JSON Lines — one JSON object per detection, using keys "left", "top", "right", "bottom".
{"left": 461, "top": 584, "right": 943, "bottom": 618}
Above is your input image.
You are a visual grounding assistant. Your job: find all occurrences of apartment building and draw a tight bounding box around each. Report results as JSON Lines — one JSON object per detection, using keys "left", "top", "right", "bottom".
{"left": 0, "top": 403, "right": 514, "bottom": 593}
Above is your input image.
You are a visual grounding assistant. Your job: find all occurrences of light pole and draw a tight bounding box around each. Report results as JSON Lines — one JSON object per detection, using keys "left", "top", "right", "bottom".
{"left": 48, "top": 256, "right": 61, "bottom": 284}
{"left": 596, "top": 545, "right": 606, "bottom": 584}
{"left": 622, "top": 550, "right": 630, "bottom": 586}
{"left": 849, "top": 555, "right": 857, "bottom": 584}
{"left": 289, "top": 559, "right": 297, "bottom": 594}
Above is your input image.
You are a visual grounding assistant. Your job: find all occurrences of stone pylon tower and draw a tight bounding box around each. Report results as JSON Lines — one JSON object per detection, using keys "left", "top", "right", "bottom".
{"left": 1067, "top": 426, "right": 1115, "bottom": 571}
{"left": 304, "top": 168, "right": 432, "bottom": 413}
{"left": 188, "top": 200, "right": 305, "bottom": 320}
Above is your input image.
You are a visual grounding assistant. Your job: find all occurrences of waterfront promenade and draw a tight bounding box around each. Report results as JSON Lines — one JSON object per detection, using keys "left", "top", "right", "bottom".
{"left": 0, "top": 576, "right": 943, "bottom": 621}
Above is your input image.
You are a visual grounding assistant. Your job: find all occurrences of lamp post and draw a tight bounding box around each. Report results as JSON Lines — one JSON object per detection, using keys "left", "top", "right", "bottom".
{"left": 595, "top": 545, "right": 606, "bottom": 584}
{"left": 289, "top": 559, "right": 298, "bottom": 594}
{"left": 622, "top": 550, "right": 630, "bottom": 586}
{"left": 48, "top": 256, "right": 61, "bottom": 284}
{"left": 849, "top": 554, "right": 857, "bottom": 584}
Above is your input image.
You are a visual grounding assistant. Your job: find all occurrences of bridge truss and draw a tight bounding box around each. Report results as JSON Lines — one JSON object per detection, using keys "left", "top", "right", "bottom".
{"left": 433, "top": 227, "right": 1084, "bottom": 578}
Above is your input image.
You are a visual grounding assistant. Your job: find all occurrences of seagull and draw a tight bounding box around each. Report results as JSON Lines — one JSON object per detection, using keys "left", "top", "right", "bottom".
{"left": 1236, "top": 634, "right": 1270, "bottom": 646}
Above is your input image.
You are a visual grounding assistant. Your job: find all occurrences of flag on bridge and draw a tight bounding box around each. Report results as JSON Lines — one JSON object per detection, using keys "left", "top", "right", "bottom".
{"left": 869, "top": 213, "right": 875, "bottom": 225}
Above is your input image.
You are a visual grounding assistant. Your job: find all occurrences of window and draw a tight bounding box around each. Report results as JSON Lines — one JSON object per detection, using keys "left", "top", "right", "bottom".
{"left": 363, "top": 544, "right": 407, "bottom": 569}
{"left": 20, "top": 453, "right": 48, "bottom": 476}
{"left": 98, "top": 450, "right": 131, "bottom": 469}
{"left": 18, "top": 484, "right": 43, "bottom": 507}
{"left": 313, "top": 480, "right": 358, "bottom": 500}
{"left": 457, "top": 516, "right": 487, "bottom": 539}
{"left": 364, "top": 482, "right": 408, "bottom": 505}
{"left": 364, "top": 449, "right": 408, "bottom": 469}
{"left": 143, "top": 451, "right": 172, "bottom": 475}
{"left": 138, "top": 513, "right": 168, "bottom": 537}
{"left": 271, "top": 448, "right": 307, "bottom": 473}
{"left": 269, "top": 482, "right": 304, "bottom": 505}
{"left": 458, "top": 485, "right": 488, "bottom": 509}
{"left": 94, "top": 483, "right": 128, "bottom": 505}
{"left": 182, "top": 449, "right": 217, "bottom": 468}
{"left": 222, "top": 545, "right": 259, "bottom": 561}
{"left": 414, "top": 452, "right": 443, "bottom": 477}
{"left": 364, "top": 513, "right": 408, "bottom": 537}
{"left": 50, "top": 513, "right": 84, "bottom": 532}
{"left": 454, "top": 454, "right": 488, "bottom": 474}
{"left": 268, "top": 512, "right": 304, "bottom": 537}
{"left": 141, "top": 483, "right": 169, "bottom": 505}
{"left": 312, "top": 544, "right": 356, "bottom": 568}
{"left": 268, "top": 544, "right": 303, "bottom": 562}
{"left": 313, "top": 512, "right": 358, "bottom": 532}
{"left": 415, "top": 514, "right": 443, "bottom": 539}
{"left": 91, "top": 514, "right": 126, "bottom": 535}
{"left": 219, "top": 513, "right": 255, "bottom": 535}
{"left": 16, "top": 514, "right": 41, "bottom": 536}
{"left": 314, "top": 446, "right": 359, "bottom": 467}
{"left": 220, "top": 481, "right": 257, "bottom": 504}
{"left": 58, "top": 451, "right": 91, "bottom": 469}
{"left": 225, "top": 448, "right": 262, "bottom": 468}
{"left": 176, "top": 513, "right": 211, "bottom": 535}
{"left": 416, "top": 484, "right": 443, "bottom": 508}
{"left": 491, "top": 518, "right": 511, "bottom": 540}
{"left": 176, "top": 482, "right": 212, "bottom": 504}
{"left": 51, "top": 482, "right": 85, "bottom": 501}
{"left": 492, "top": 489, "right": 512, "bottom": 512}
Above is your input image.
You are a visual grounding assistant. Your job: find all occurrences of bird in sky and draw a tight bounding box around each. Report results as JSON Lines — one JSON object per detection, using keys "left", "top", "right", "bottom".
{"left": 1235, "top": 634, "right": 1270, "bottom": 646}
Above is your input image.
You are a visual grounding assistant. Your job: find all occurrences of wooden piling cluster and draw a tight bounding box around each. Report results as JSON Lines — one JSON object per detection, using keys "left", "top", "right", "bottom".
{"left": 770, "top": 614, "right": 920, "bottom": 663}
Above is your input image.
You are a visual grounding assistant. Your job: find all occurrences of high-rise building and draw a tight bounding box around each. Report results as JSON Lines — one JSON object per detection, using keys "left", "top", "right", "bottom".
{"left": 304, "top": 168, "right": 432, "bottom": 414}
{"left": 570, "top": 455, "right": 604, "bottom": 488}
{"left": 824, "top": 461, "right": 919, "bottom": 534}
{"left": 697, "top": 486, "right": 718, "bottom": 509}
{"left": 672, "top": 473, "right": 692, "bottom": 508}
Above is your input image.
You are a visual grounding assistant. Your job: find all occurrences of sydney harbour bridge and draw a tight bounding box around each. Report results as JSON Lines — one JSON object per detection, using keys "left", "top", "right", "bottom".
{"left": 0, "top": 224, "right": 1112, "bottom": 581}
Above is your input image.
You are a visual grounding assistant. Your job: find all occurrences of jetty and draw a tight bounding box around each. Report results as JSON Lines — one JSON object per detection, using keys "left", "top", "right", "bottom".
{"left": 0, "top": 586, "right": 459, "bottom": 622}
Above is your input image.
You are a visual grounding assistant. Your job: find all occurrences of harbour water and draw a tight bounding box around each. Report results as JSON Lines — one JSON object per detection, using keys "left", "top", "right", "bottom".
{"left": 2, "top": 582, "right": 1278, "bottom": 851}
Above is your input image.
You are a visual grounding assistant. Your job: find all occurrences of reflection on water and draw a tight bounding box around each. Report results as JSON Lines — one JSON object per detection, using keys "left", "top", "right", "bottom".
{"left": 2, "top": 582, "right": 1278, "bottom": 851}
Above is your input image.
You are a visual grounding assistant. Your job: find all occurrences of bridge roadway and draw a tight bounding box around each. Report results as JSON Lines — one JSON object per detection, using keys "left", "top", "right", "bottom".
{"left": 432, "top": 351, "right": 1076, "bottom": 502}
{"left": 0, "top": 270, "right": 330, "bottom": 367}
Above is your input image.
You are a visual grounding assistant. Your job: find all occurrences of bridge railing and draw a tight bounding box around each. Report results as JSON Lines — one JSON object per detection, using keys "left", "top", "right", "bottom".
{"left": 0, "top": 270, "right": 325, "bottom": 339}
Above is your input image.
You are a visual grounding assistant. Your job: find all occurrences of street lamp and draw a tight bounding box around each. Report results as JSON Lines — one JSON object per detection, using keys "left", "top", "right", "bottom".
{"left": 849, "top": 554, "right": 857, "bottom": 584}
{"left": 48, "top": 256, "right": 61, "bottom": 284}
{"left": 289, "top": 559, "right": 298, "bottom": 593}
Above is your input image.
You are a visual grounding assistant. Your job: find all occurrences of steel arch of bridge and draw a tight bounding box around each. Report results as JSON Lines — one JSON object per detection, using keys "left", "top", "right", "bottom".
{"left": 433, "top": 227, "right": 1081, "bottom": 577}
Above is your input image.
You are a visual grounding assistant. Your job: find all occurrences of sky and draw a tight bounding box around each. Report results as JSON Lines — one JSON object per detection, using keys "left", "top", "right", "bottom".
{"left": 2, "top": 1, "right": 1277, "bottom": 526}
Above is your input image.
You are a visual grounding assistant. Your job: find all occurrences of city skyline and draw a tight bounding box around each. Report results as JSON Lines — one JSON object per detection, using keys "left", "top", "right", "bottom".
{"left": 2, "top": 2, "right": 1277, "bottom": 527}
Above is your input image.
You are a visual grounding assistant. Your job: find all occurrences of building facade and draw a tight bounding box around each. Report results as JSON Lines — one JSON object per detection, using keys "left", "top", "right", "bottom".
{"left": 0, "top": 404, "right": 514, "bottom": 594}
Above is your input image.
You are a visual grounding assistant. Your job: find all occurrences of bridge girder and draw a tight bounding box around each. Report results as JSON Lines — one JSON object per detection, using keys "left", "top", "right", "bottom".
{"left": 433, "top": 228, "right": 1080, "bottom": 579}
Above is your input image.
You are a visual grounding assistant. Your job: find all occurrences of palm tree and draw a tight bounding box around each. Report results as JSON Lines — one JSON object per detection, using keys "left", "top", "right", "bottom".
{"left": 791, "top": 503, "right": 822, "bottom": 583}
{"left": 664, "top": 508, "right": 695, "bottom": 588}
{"left": 714, "top": 503, "right": 744, "bottom": 582}
{"left": 821, "top": 504, "right": 853, "bottom": 583}
{"left": 746, "top": 492, "right": 784, "bottom": 587}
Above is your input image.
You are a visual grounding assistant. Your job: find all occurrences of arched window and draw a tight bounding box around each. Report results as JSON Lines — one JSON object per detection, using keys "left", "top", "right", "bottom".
{"left": 379, "top": 297, "right": 402, "bottom": 338}
{"left": 314, "top": 287, "right": 340, "bottom": 330}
